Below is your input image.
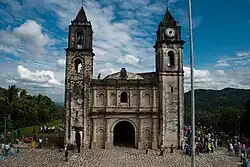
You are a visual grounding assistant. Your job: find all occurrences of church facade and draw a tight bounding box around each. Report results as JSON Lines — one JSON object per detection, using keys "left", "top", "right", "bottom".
{"left": 64, "top": 7, "right": 185, "bottom": 150}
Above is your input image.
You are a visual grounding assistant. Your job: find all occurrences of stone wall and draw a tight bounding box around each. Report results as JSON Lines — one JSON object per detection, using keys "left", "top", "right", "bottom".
{"left": 158, "top": 43, "right": 184, "bottom": 148}
{"left": 65, "top": 50, "right": 93, "bottom": 148}
{"left": 90, "top": 116, "right": 159, "bottom": 149}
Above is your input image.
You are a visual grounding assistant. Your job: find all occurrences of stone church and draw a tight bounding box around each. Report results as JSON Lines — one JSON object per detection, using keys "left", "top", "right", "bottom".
{"left": 64, "top": 6, "right": 185, "bottom": 150}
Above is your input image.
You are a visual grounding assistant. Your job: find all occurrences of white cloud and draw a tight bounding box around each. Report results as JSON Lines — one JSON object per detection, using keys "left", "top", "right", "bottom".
{"left": 236, "top": 52, "right": 250, "bottom": 57}
{"left": 117, "top": 54, "right": 139, "bottom": 66}
{"left": 0, "top": 20, "right": 54, "bottom": 60}
{"left": 184, "top": 66, "right": 250, "bottom": 92}
{"left": 13, "top": 20, "right": 50, "bottom": 47}
{"left": 16, "top": 65, "right": 62, "bottom": 86}
{"left": 6, "top": 79, "right": 17, "bottom": 84}
{"left": 215, "top": 60, "right": 230, "bottom": 67}
{"left": 216, "top": 70, "right": 226, "bottom": 75}
{"left": 0, "top": 0, "right": 250, "bottom": 102}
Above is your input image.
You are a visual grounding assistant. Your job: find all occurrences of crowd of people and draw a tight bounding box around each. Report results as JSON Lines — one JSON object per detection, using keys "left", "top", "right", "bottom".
{"left": 0, "top": 132, "right": 20, "bottom": 157}
{"left": 39, "top": 125, "right": 56, "bottom": 134}
{"left": 0, "top": 124, "right": 62, "bottom": 158}
{"left": 183, "top": 124, "right": 250, "bottom": 166}
{"left": 227, "top": 136, "right": 250, "bottom": 165}
{"left": 183, "top": 124, "right": 223, "bottom": 156}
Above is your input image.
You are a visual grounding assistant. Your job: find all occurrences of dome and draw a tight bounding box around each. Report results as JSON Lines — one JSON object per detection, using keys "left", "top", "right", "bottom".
{"left": 104, "top": 68, "right": 144, "bottom": 80}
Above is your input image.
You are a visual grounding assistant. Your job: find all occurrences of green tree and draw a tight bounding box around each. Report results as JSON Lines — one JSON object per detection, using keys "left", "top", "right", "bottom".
{"left": 241, "top": 99, "right": 250, "bottom": 136}
{"left": 0, "top": 85, "right": 59, "bottom": 131}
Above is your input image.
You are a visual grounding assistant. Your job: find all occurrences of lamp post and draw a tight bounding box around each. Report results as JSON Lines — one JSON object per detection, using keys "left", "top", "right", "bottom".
{"left": 187, "top": 0, "right": 196, "bottom": 166}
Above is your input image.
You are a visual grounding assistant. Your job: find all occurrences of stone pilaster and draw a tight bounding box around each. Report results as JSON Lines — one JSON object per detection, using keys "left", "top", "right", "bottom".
{"left": 139, "top": 88, "right": 143, "bottom": 107}
{"left": 153, "top": 88, "right": 156, "bottom": 107}
{"left": 151, "top": 117, "right": 158, "bottom": 149}
{"left": 91, "top": 118, "right": 97, "bottom": 149}
{"left": 138, "top": 117, "right": 144, "bottom": 149}
{"left": 105, "top": 118, "right": 111, "bottom": 149}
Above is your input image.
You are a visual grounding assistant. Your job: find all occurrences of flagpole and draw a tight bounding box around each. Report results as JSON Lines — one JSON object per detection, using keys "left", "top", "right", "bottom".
{"left": 187, "top": 0, "right": 196, "bottom": 166}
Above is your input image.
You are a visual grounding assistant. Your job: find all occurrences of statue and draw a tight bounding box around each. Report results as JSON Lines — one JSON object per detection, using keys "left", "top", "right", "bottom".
{"left": 119, "top": 68, "right": 128, "bottom": 79}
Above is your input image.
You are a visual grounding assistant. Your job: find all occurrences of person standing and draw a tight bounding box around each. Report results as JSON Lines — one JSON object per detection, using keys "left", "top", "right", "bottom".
{"left": 159, "top": 141, "right": 164, "bottom": 156}
{"left": 77, "top": 143, "right": 80, "bottom": 153}
{"left": 65, "top": 148, "right": 69, "bottom": 162}
{"left": 37, "top": 137, "right": 42, "bottom": 149}
{"left": 211, "top": 141, "right": 214, "bottom": 153}
{"left": 170, "top": 144, "right": 176, "bottom": 153}
{"left": 145, "top": 144, "right": 148, "bottom": 154}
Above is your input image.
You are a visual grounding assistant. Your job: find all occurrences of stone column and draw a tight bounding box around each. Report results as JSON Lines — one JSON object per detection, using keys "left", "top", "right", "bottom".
{"left": 151, "top": 117, "right": 158, "bottom": 149}
{"left": 138, "top": 117, "right": 144, "bottom": 149}
{"left": 105, "top": 118, "right": 111, "bottom": 149}
{"left": 116, "top": 89, "right": 119, "bottom": 105}
{"left": 129, "top": 88, "right": 132, "bottom": 107}
{"left": 153, "top": 88, "right": 156, "bottom": 107}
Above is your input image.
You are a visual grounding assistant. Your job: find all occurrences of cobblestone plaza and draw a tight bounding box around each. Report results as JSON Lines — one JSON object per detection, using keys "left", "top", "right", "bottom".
{"left": 0, "top": 148, "right": 240, "bottom": 167}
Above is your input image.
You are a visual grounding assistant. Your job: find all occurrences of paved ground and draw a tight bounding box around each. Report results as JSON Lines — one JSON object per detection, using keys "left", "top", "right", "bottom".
{"left": 0, "top": 147, "right": 241, "bottom": 167}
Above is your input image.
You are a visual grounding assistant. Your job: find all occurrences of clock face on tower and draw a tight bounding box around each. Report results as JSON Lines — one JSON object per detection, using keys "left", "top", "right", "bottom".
{"left": 165, "top": 28, "right": 175, "bottom": 38}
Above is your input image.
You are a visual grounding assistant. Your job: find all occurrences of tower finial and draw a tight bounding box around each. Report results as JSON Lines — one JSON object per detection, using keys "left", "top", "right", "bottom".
{"left": 81, "top": 0, "right": 84, "bottom": 7}
{"left": 166, "top": 0, "right": 169, "bottom": 11}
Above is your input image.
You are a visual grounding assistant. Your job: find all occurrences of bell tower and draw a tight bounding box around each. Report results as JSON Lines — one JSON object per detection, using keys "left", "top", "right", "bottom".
{"left": 154, "top": 9, "right": 185, "bottom": 148}
{"left": 64, "top": 6, "right": 94, "bottom": 149}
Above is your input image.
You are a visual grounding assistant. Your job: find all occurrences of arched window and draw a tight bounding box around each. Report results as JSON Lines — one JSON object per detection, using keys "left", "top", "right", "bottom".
{"left": 168, "top": 51, "right": 175, "bottom": 67}
{"left": 74, "top": 58, "right": 83, "bottom": 73}
{"left": 120, "top": 92, "right": 128, "bottom": 103}
{"left": 76, "top": 31, "right": 84, "bottom": 49}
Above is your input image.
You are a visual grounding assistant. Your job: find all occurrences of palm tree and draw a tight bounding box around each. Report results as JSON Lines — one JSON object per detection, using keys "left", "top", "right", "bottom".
{"left": 0, "top": 85, "right": 36, "bottom": 128}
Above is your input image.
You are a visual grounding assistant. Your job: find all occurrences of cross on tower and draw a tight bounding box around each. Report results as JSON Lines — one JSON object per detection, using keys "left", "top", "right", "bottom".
{"left": 166, "top": 0, "right": 169, "bottom": 10}
{"left": 81, "top": 0, "right": 84, "bottom": 6}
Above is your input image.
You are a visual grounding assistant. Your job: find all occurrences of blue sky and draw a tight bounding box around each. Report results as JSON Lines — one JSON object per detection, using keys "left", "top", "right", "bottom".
{"left": 0, "top": 0, "right": 250, "bottom": 102}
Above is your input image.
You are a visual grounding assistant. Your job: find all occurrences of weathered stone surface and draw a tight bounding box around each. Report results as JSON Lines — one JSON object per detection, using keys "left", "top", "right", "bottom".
{"left": 64, "top": 7, "right": 185, "bottom": 149}
{"left": 0, "top": 148, "right": 240, "bottom": 167}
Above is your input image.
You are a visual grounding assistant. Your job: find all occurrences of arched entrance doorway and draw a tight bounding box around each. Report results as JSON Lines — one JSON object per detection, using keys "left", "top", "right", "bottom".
{"left": 113, "top": 121, "right": 135, "bottom": 148}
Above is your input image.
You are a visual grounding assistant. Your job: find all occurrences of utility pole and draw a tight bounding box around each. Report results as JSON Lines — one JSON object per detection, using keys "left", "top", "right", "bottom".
{"left": 187, "top": 0, "right": 196, "bottom": 166}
